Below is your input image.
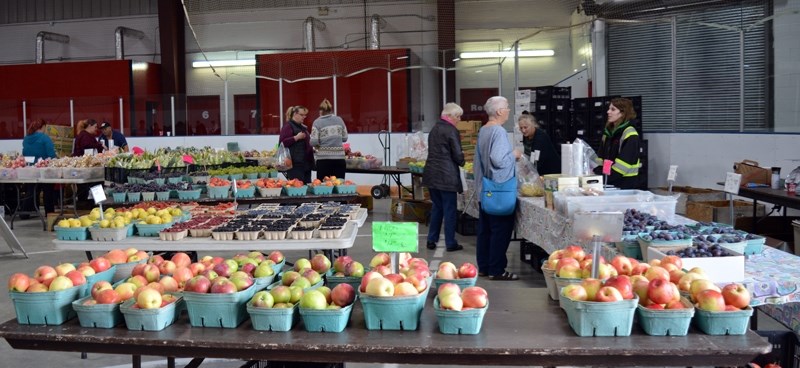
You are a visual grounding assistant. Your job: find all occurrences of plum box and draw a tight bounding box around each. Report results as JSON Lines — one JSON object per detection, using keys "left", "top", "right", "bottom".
{"left": 247, "top": 302, "right": 298, "bottom": 332}
{"left": 9, "top": 286, "right": 81, "bottom": 325}
{"left": 359, "top": 292, "right": 426, "bottom": 331}
{"left": 560, "top": 295, "right": 638, "bottom": 337}
{"left": 120, "top": 297, "right": 182, "bottom": 331}
{"left": 635, "top": 298, "right": 695, "bottom": 336}
{"left": 72, "top": 295, "right": 124, "bottom": 328}
{"left": 694, "top": 306, "right": 754, "bottom": 335}
{"left": 646, "top": 247, "right": 744, "bottom": 283}
{"left": 183, "top": 285, "right": 260, "bottom": 328}
{"left": 432, "top": 276, "right": 478, "bottom": 295}
{"left": 299, "top": 299, "right": 355, "bottom": 333}
{"left": 433, "top": 297, "right": 488, "bottom": 335}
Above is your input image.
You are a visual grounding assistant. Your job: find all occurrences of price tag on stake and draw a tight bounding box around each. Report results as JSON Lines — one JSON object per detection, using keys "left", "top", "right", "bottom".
{"left": 667, "top": 165, "right": 678, "bottom": 182}
{"left": 372, "top": 222, "right": 418, "bottom": 252}
{"left": 232, "top": 179, "right": 237, "bottom": 195}
{"left": 182, "top": 155, "right": 194, "bottom": 164}
{"left": 89, "top": 185, "right": 106, "bottom": 204}
{"left": 724, "top": 172, "right": 742, "bottom": 194}
{"left": 24, "top": 156, "right": 35, "bottom": 164}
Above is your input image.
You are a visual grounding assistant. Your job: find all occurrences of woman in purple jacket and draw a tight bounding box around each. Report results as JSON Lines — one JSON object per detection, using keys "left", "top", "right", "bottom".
{"left": 72, "top": 119, "right": 105, "bottom": 157}
{"left": 279, "top": 106, "right": 313, "bottom": 183}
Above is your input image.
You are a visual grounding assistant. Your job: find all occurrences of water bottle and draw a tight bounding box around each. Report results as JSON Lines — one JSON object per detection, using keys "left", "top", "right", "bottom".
{"left": 771, "top": 167, "right": 781, "bottom": 189}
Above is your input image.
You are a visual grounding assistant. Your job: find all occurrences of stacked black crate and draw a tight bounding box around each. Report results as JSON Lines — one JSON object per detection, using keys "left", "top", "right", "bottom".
{"left": 550, "top": 87, "right": 572, "bottom": 146}
{"left": 570, "top": 97, "right": 590, "bottom": 143}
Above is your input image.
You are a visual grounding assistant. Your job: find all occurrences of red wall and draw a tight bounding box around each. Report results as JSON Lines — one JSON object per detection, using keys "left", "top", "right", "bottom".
{"left": 257, "top": 49, "right": 411, "bottom": 134}
{"left": 131, "top": 62, "right": 163, "bottom": 137}
{"left": 0, "top": 60, "right": 160, "bottom": 139}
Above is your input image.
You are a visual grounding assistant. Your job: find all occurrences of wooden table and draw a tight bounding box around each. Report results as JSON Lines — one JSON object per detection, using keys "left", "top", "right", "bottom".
{"left": 0, "top": 288, "right": 771, "bottom": 367}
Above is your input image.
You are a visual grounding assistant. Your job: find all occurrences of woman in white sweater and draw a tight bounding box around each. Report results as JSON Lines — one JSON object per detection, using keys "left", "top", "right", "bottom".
{"left": 310, "top": 98, "right": 349, "bottom": 180}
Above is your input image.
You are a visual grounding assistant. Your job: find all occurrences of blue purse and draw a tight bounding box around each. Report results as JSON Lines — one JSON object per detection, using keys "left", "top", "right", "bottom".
{"left": 477, "top": 135, "right": 517, "bottom": 216}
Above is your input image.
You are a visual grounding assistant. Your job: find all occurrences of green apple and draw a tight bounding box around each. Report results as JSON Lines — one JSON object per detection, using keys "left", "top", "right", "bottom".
{"left": 299, "top": 290, "right": 328, "bottom": 310}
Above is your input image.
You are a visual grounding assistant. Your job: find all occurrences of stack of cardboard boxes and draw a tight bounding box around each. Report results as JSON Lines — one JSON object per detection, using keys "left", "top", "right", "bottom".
{"left": 457, "top": 120, "right": 481, "bottom": 164}
{"left": 45, "top": 125, "right": 74, "bottom": 158}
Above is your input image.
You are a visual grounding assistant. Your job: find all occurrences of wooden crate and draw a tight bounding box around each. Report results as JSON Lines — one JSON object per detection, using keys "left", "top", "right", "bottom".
{"left": 685, "top": 200, "right": 765, "bottom": 225}
{"left": 651, "top": 186, "right": 726, "bottom": 214}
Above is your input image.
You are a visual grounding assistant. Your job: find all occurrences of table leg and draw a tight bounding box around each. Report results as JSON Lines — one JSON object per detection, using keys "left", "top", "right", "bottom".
{"left": 85, "top": 251, "right": 93, "bottom": 261}
{"left": 167, "top": 356, "right": 175, "bottom": 368}
{"left": 753, "top": 199, "right": 758, "bottom": 233}
{"left": 132, "top": 355, "right": 142, "bottom": 368}
{"left": 33, "top": 183, "right": 46, "bottom": 231}
{"left": 750, "top": 306, "right": 759, "bottom": 330}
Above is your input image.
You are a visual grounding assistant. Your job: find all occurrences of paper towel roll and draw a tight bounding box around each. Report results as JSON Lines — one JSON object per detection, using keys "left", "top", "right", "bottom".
{"left": 561, "top": 144, "right": 574, "bottom": 176}
{"left": 572, "top": 140, "right": 585, "bottom": 176}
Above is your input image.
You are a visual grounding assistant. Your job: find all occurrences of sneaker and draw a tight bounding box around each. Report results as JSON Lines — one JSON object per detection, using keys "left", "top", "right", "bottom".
{"left": 426, "top": 241, "right": 437, "bottom": 250}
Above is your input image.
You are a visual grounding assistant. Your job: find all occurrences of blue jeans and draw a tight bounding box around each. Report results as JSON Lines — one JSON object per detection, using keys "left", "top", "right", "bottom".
{"left": 476, "top": 206, "right": 515, "bottom": 276}
{"left": 427, "top": 188, "right": 458, "bottom": 248}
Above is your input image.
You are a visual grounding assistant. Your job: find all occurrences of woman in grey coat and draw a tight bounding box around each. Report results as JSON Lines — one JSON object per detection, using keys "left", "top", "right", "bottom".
{"left": 422, "top": 103, "right": 465, "bottom": 251}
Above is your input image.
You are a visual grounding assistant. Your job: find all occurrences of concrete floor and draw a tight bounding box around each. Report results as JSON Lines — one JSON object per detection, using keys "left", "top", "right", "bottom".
{"left": 0, "top": 198, "right": 786, "bottom": 368}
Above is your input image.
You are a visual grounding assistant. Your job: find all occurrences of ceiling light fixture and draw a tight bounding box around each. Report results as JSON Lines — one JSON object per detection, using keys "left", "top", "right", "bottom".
{"left": 459, "top": 50, "right": 555, "bottom": 59}
{"left": 192, "top": 60, "right": 256, "bottom": 68}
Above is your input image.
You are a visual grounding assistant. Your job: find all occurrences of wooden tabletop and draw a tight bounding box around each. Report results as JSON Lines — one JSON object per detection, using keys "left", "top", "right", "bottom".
{"left": 0, "top": 288, "right": 770, "bottom": 366}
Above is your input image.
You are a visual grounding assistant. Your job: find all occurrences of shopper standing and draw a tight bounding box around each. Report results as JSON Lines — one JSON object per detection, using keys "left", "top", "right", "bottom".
{"left": 310, "top": 98, "right": 348, "bottom": 180}
{"left": 518, "top": 113, "right": 561, "bottom": 176}
{"left": 474, "top": 96, "right": 521, "bottom": 281}
{"left": 593, "top": 97, "right": 641, "bottom": 189}
{"left": 279, "top": 105, "right": 313, "bottom": 183}
{"left": 21, "top": 119, "right": 56, "bottom": 214}
{"left": 422, "top": 103, "right": 466, "bottom": 252}
{"left": 98, "top": 121, "right": 129, "bottom": 152}
{"left": 72, "top": 119, "right": 105, "bottom": 157}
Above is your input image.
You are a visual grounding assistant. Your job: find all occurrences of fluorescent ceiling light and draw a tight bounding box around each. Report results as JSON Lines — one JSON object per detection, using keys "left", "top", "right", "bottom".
{"left": 192, "top": 60, "right": 255, "bottom": 68}
{"left": 459, "top": 50, "right": 555, "bottom": 59}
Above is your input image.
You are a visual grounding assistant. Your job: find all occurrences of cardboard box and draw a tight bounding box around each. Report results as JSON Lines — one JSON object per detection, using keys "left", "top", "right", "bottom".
{"left": 580, "top": 175, "right": 603, "bottom": 191}
{"left": 685, "top": 200, "right": 765, "bottom": 225}
{"left": 390, "top": 198, "right": 432, "bottom": 224}
{"left": 651, "top": 186, "right": 726, "bottom": 214}
{"left": 456, "top": 121, "right": 481, "bottom": 132}
{"left": 647, "top": 247, "right": 744, "bottom": 283}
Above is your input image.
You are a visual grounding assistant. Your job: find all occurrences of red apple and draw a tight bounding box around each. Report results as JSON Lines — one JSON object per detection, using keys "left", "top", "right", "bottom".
{"left": 561, "top": 284, "right": 588, "bottom": 301}
{"left": 631, "top": 275, "right": 650, "bottom": 305}
{"left": 405, "top": 274, "right": 428, "bottom": 293}
{"left": 373, "top": 264, "right": 392, "bottom": 276}
{"left": 268, "top": 251, "right": 284, "bottom": 265}
{"left": 65, "top": 270, "right": 87, "bottom": 286}
{"left": 369, "top": 253, "right": 391, "bottom": 268}
{"left": 562, "top": 245, "right": 586, "bottom": 261}
{"left": 660, "top": 255, "right": 683, "bottom": 270}
{"left": 89, "top": 257, "right": 112, "bottom": 273}
{"left": 310, "top": 254, "right": 331, "bottom": 274}
{"left": 393, "top": 282, "right": 419, "bottom": 296}
{"left": 690, "top": 279, "right": 721, "bottom": 300}
{"left": 158, "top": 260, "right": 177, "bottom": 276}
{"left": 131, "top": 263, "right": 147, "bottom": 277}
{"left": 170, "top": 252, "right": 192, "bottom": 268}
{"left": 360, "top": 271, "right": 383, "bottom": 293}
{"left": 604, "top": 275, "right": 634, "bottom": 300}
{"left": 669, "top": 269, "right": 686, "bottom": 284}
{"left": 331, "top": 283, "right": 356, "bottom": 307}
{"left": 581, "top": 278, "right": 603, "bottom": 301}
{"left": 438, "top": 290, "right": 463, "bottom": 311}
{"left": 457, "top": 263, "right": 478, "bottom": 279}
{"left": 104, "top": 249, "right": 128, "bottom": 264}
{"left": 76, "top": 265, "right": 96, "bottom": 277}
{"left": 384, "top": 273, "right": 405, "bottom": 285}
{"left": 188, "top": 262, "right": 206, "bottom": 276}
{"left": 8, "top": 273, "right": 31, "bottom": 292}
{"left": 610, "top": 256, "right": 633, "bottom": 276}
{"left": 344, "top": 261, "right": 365, "bottom": 277}
{"left": 555, "top": 257, "right": 580, "bottom": 273}
{"left": 91, "top": 280, "right": 113, "bottom": 299}
{"left": 644, "top": 266, "right": 670, "bottom": 282}
{"left": 136, "top": 287, "right": 162, "bottom": 309}
{"left": 647, "top": 278, "right": 676, "bottom": 305}
{"left": 333, "top": 255, "right": 353, "bottom": 273}
{"left": 695, "top": 289, "right": 726, "bottom": 311}
{"left": 281, "top": 270, "right": 302, "bottom": 286}
{"left": 142, "top": 264, "right": 161, "bottom": 283}
{"left": 209, "top": 277, "right": 237, "bottom": 294}
{"left": 158, "top": 276, "right": 180, "bottom": 292}
{"left": 148, "top": 254, "right": 165, "bottom": 266}
{"left": 34, "top": 265, "right": 57, "bottom": 285}
{"left": 595, "top": 286, "right": 623, "bottom": 302}
{"left": 461, "top": 286, "right": 488, "bottom": 308}
{"left": 666, "top": 299, "right": 687, "bottom": 309}
{"left": 436, "top": 262, "right": 458, "bottom": 279}
{"left": 437, "top": 282, "right": 461, "bottom": 298}
{"left": 172, "top": 266, "right": 194, "bottom": 287}
{"left": 269, "top": 285, "right": 292, "bottom": 304}
{"left": 630, "top": 263, "right": 650, "bottom": 276}
{"left": 95, "top": 288, "right": 121, "bottom": 304}
{"left": 721, "top": 283, "right": 751, "bottom": 309}
{"left": 646, "top": 302, "right": 665, "bottom": 310}
{"left": 27, "top": 283, "right": 49, "bottom": 293}
{"left": 184, "top": 275, "right": 211, "bottom": 293}
{"left": 127, "top": 275, "right": 148, "bottom": 289}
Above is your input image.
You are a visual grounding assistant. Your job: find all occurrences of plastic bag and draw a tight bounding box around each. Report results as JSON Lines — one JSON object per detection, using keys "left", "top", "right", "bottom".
{"left": 517, "top": 156, "right": 544, "bottom": 197}
{"left": 575, "top": 137, "right": 600, "bottom": 174}
{"left": 786, "top": 166, "right": 800, "bottom": 189}
{"left": 405, "top": 131, "right": 428, "bottom": 161}
{"left": 274, "top": 143, "right": 293, "bottom": 171}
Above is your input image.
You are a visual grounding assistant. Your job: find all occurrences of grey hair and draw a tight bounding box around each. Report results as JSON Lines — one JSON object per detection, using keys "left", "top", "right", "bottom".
{"left": 484, "top": 96, "right": 508, "bottom": 117}
{"left": 441, "top": 103, "right": 463, "bottom": 118}
{"left": 518, "top": 113, "right": 540, "bottom": 128}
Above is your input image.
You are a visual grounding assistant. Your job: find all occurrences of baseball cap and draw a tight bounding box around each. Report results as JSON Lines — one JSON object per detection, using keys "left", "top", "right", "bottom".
{"left": 99, "top": 122, "right": 111, "bottom": 130}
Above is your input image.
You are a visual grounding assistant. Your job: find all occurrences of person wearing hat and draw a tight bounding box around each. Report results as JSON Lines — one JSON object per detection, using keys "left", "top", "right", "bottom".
{"left": 99, "top": 121, "right": 129, "bottom": 152}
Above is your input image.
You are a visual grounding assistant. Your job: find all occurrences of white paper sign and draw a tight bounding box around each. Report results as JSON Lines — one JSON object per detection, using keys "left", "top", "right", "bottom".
{"left": 530, "top": 150, "right": 540, "bottom": 163}
{"left": 515, "top": 89, "right": 531, "bottom": 105}
{"left": 24, "top": 156, "right": 35, "bottom": 164}
{"left": 667, "top": 165, "right": 678, "bottom": 182}
{"left": 84, "top": 149, "right": 94, "bottom": 156}
{"left": 108, "top": 139, "right": 115, "bottom": 149}
{"left": 89, "top": 185, "right": 106, "bottom": 204}
{"left": 232, "top": 179, "right": 238, "bottom": 195}
{"left": 724, "top": 172, "right": 742, "bottom": 194}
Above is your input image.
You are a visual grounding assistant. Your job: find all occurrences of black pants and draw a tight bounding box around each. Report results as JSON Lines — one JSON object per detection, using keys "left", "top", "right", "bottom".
{"left": 23, "top": 183, "right": 55, "bottom": 214}
{"left": 315, "top": 159, "right": 346, "bottom": 181}
{"left": 285, "top": 166, "right": 312, "bottom": 184}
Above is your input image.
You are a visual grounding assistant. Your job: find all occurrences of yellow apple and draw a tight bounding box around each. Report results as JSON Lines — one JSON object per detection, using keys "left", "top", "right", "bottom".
{"left": 99, "top": 219, "right": 111, "bottom": 228}
{"left": 147, "top": 207, "right": 157, "bottom": 215}
{"left": 69, "top": 219, "right": 82, "bottom": 227}
{"left": 79, "top": 217, "right": 93, "bottom": 227}
{"left": 57, "top": 219, "right": 71, "bottom": 228}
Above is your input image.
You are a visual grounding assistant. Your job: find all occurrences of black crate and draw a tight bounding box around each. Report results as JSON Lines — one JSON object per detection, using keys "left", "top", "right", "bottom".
{"left": 553, "top": 86, "right": 571, "bottom": 100}
{"left": 638, "top": 139, "right": 648, "bottom": 190}
{"left": 456, "top": 213, "right": 477, "bottom": 236}
{"left": 572, "top": 98, "right": 590, "bottom": 112}
{"left": 754, "top": 330, "right": 800, "bottom": 368}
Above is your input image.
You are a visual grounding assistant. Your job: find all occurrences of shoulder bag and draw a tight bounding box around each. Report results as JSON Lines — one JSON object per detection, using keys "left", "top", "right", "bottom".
{"left": 477, "top": 132, "right": 517, "bottom": 216}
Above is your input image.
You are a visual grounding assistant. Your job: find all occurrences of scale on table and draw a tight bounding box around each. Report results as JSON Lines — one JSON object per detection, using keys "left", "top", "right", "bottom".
{"left": 572, "top": 211, "right": 623, "bottom": 277}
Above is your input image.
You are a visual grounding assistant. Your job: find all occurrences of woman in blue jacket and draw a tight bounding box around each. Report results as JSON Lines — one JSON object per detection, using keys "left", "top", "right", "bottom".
{"left": 21, "top": 119, "right": 56, "bottom": 214}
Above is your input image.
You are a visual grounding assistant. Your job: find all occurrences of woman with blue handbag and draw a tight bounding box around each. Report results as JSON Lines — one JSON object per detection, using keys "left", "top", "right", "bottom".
{"left": 474, "top": 96, "right": 521, "bottom": 281}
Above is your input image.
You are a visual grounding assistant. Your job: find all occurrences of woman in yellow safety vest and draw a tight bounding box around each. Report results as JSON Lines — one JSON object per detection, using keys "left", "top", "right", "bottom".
{"left": 594, "top": 97, "right": 642, "bottom": 189}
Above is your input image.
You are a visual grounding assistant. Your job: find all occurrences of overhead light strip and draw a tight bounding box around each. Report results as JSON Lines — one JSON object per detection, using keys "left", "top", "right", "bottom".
{"left": 459, "top": 50, "right": 555, "bottom": 59}
{"left": 192, "top": 60, "right": 256, "bottom": 68}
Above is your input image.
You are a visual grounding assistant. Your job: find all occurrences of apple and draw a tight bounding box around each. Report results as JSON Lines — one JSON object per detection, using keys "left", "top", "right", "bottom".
{"left": 301, "top": 269, "right": 322, "bottom": 286}
{"left": 461, "top": 286, "right": 488, "bottom": 308}
{"left": 604, "top": 275, "right": 634, "bottom": 300}
{"left": 34, "top": 265, "right": 57, "bottom": 285}
{"left": 268, "top": 251, "right": 285, "bottom": 265}
{"left": 333, "top": 255, "right": 353, "bottom": 273}
{"left": 134, "top": 251, "right": 149, "bottom": 262}
{"left": 136, "top": 288, "right": 163, "bottom": 309}
{"left": 213, "top": 262, "right": 234, "bottom": 278}
{"left": 678, "top": 272, "right": 706, "bottom": 292}
{"left": 76, "top": 265, "right": 96, "bottom": 277}
{"left": 114, "top": 282, "right": 137, "bottom": 300}
{"left": 172, "top": 267, "right": 194, "bottom": 287}
{"left": 610, "top": 256, "right": 633, "bottom": 276}
{"left": 648, "top": 259, "right": 662, "bottom": 267}
{"left": 54, "top": 263, "right": 77, "bottom": 276}
{"left": 158, "top": 276, "right": 180, "bottom": 292}
{"left": 201, "top": 269, "right": 219, "bottom": 280}
{"left": 247, "top": 251, "right": 265, "bottom": 264}
{"left": 8, "top": 273, "right": 31, "bottom": 292}
{"left": 392, "top": 282, "right": 418, "bottom": 296}
{"left": 666, "top": 299, "right": 687, "bottom": 309}
{"left": 660, "top": 263, "right": 679, "bottom": 273}
{"left": 131, "top": 264, "right": 147, "bottom": 277}
{"left": 309, "top": 254, "right": 331, "bottom": 274}
{"left": 104, "top": 249, "right": 128, "bottom": 264}
{"left": 725, "top": 305, "right": 740, "bottom": 311}
{"left": 438, "top": 282, "right": 461, "bottom": 298}
{"left": 188, "top": 262, "right": 206, "bottom": 276}
{"left": 695, "top": 289, "right": 726, "bottom": 311}
{"left": 170, "top": 252, "right": 192, "bottom": 268}
{"left": 405, "top": 274, "right": 428, "bottom": 293}
{"left": 250, "top": 291, "right": 275, "bottom": 308}
{"left": 184, "top": 275, "right": 211, "bottom": 293}
{"left": 142, "top": 264, "right": 161, "bottom": 283}
{"left": 690, "top": 279, "right": 721, "bottom": 300}
{"left": 291, "top": 277, "right": 311, "bottom": 290}
{"left": 458, "top": 262, "right": 478, "bottom": 279}
{"left": 210, "top": 277, "right": 237, "bottom": 294}
{"left": 27, "top": 283, "right": 49, "bottom": 293}
{"left": 64, "top": 270, "right": 87, "bottom": 287}
{"left": 398, "top": 252, "right": 413, "bottom": 269}
{"left": 241, "top": 263, "right": 256, "bottom": 276}
{"left": 721, "top": 283, "right": 751, "bottom": 309}
{"left": 161, "top": 294, "right": 178, "bottom": 307}
{"left": 127, "top": 275, "right": 148, "bottom": 289}
{"left": 631, "top": 275, "right": 650, "bottom": 304}
{"left": 299, "top": 290, "right": 329, "bottom": 310}
{"left": 644, "top": 266, "right": 670, "bottom": 282}
{"left": 89, "top": 281, "right": 113, "bottom": 300}
{"left": 548, "top": 249, "right": 565, "bottom": 262}
{"left": 95, "top": 289, "right": 121, "bottom": 304}
{"left": 595, "top": 286, "right": 624, "bottom": 302}
{"left": 48, "top": 275, "right": 74, "bottom": 291}
{"left": 330, "top": 283, "right": 356, "bottom": 307}
{"left": 369, "top": 253, "right": 391, "bottom": 268}
{"left": 344, "top": 261, "right": 365, "bottom": 277}
{"left": 158, "top": 260, "right": 177, "bottom": 276}
{"left": 669, "top": 269, "right": 686, "bottom": 284}
{"left": 230, "top": 273, "right": 254, "bottom": 291}
{"left": 288, "top": 286, "right": 304, "bottom": 304}
{"left": 270, "top": 285, "right": 292, "bottom": 304}
{"left": 316, "top": 286, "right": 332, "bottom": 304}
{"left": 281, "top": 270, "right": 302, "bottom": 286}
{"left": 438, "top": 291, "right": 463, "bottom": 311}
{"left": 89, "top": 257, "right": 112, "bottom": 273}
{"left": 253, "top": 263, "right": 275, "bottom": 278}
{"left": 148, "top": 255, "right": 165, "bottom": 266}
{"left": 384, "top": 273, "right": 405, "bottom": 285}
{"left": 660, "top": 255, "right": 683, "bottom": 270}
{"left": 555, "top": 258, "right": 580, "bottom": 273}
{"left": 630, "top": 263, "right": 650, "bottom": 276}
{"left": 557, "top": 264, "right": 582, "bottom": 279}
{"left": 646, "top": 301, "right": 665, "bottom": 310}
{"left": 562, "top": 245, "right": 586, "bottom": 261}
{"left": 581, "top": 278, "right": 603, "bottom": 301}
{"left": 360, "top": 271, "right": 383, "bottom": 293}
{"left": 294, "top": 258, "right": 312, "bottom": 272}
{"left": 648, "top": 278, "right": 677, "bottom": 305}
{"left": 124, "top": 247, "right": 138, "bottom": 257}
{"left": 365, "top": 277, "right": 394, "bottom": 296}
{"left": 561, "top": 284, "right": 588, "bottom": 301}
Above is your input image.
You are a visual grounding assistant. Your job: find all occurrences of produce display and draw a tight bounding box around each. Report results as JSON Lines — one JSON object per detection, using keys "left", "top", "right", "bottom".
{"left": 345, "top": 149, "right": 382, "bottom": 169}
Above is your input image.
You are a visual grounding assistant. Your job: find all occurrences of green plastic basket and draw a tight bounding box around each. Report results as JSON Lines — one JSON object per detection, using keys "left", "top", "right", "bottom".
{"left": 207, "top": 186, "right": 230, "bottom": 199}
{"left": 310, "top": 185, "right": 334, "bottom": 195}
{"left": 182, "top": 285, "right": 260, "bottom": 328}
{"left": 72, "top": 295, "right": 124, "bottom": 328}
{"left": 432, "top": 276, "right": 478, "bottom": 295}
{"left": 54, "top": 226, "right": 89, "bottom": 241}
{"left": 433, "top": 296, "right": 488, "bottom": 335}
{"left": 299, "top": 299, "right": 355, "bottom": 332}
{"left": 229, "top": 173, "right": 244, "bottom": 180}
{"left": 253, "top": 274, "right": 277, "bottom": 288}
{"left": 283, "top": 186, "right": 308, "bottom": 197}
{"left": 694, "top": 306, "right": 753, "bottom": 335}
{"left": 135, "top": 222, "right": 172, "bottom": 237}
{"left": 120, "top": 297, "right": 182, "bottom": 331}
{"left": 127, "top": 192, "right": 142, "bottom": 203}
{"left": 167, "top": 176, "right": 183, "bottom": 184}
{"left": 177, "top": 189, "right": 201, "bottom": 200}
{"left": 234, "top": 186, "right": 256, "bottom": 198}
{"left": 141, "top": 192, "right": 155, "bottom": 201}
{"left": 559, "top": 295, "right": 638, "bottom": 337}
{"left": 9, "top": 286, "right": 81, "bottom": 325}
{"left": 156, "top": 191, "right": 171, "bottom": 201}
{"left": 112, "top": 192, "right": 127, "bottom": 203}
{"left": 334, "top": 185, "right": 357, "bottom": 194}
{"left": 542, "top": 267, "right": 558, "bottom": 301}
{"left": 635, "top": 298, "right": 695, "bottom": 336}
{"left": 247, "top": 302, "right": 298, "bottom": 332}
{"left": 359, "top": 292, "right": 426, "bottom": 330}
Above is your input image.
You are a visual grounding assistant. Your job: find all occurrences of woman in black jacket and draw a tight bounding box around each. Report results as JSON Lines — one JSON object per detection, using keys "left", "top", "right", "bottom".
{"left": 422, "top": 103, "right": 466, "bottom": 252}
{"left": 593, "top": 97, "right": 642, "bottom": 189}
